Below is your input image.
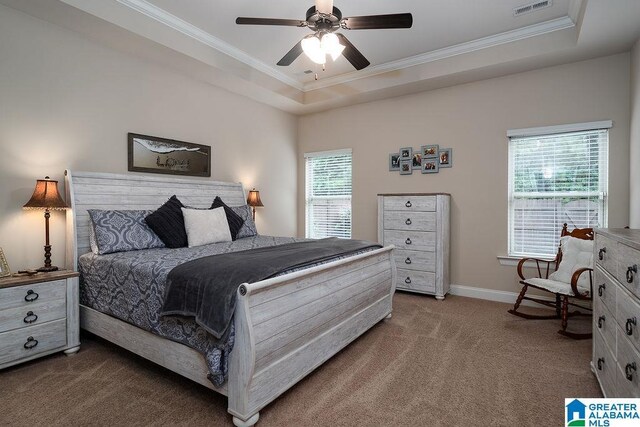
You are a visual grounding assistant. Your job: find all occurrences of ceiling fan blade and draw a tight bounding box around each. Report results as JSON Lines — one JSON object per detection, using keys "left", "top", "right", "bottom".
{"left": 315, "top": 0, "right": 334, "bottom": 14}
{"left": 235, "top": 17, "right": 306, "bottom": 27}
{"left": 342, "top": 13, "right": 413, "bottom": 30}
{"left": 336, "top": 34, "right": 370, "bottom": 70}
{"left": 277, "top": 41, "right": 304, "bottom": 66}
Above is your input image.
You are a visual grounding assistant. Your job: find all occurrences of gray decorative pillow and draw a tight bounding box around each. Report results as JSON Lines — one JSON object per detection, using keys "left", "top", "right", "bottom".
{"left": 88, "top": 209, "right": 165, "bottom": 255}
{"left": 232, "top": 205, "right": 258, "bottom": 238}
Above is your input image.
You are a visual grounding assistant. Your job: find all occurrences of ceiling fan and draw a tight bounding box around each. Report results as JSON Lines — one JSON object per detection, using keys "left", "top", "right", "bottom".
{"left": 236, "top": 0, "right": 413, "bottom": 71}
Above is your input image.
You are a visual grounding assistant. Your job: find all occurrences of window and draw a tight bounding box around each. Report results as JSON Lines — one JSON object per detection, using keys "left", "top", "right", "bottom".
{"left": 305, "top": 149, "right": 352, "bottom": 239}
{"left": 508, "top": 122, "right": 610, "bottom": 258}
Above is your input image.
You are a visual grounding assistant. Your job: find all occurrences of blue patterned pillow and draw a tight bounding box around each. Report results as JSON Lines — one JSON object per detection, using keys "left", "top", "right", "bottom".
{"left": 232, "top": 205, "right": 258, "bottom": 238}
{"left": 88, "top": 210, "right": 165, "bottom": 255}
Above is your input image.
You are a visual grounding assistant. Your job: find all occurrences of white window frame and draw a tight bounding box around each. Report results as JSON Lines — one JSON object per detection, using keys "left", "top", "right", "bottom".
{"left": 506, "top": 121, "right": 611, "bottom": 259}
{"left": 304, "top": 149, "right": 353, "bottom": 239}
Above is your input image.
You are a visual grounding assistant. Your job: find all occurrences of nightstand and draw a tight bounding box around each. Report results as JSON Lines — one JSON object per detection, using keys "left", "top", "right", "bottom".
{"left": 0, "top": 270, "right": 80, "bottom": 369}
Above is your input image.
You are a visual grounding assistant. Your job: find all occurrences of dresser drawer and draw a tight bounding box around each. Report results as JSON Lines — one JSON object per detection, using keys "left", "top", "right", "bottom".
{"left": 594, "top": 266, "right": 617, "bottom": 313}
{"left": 383, "top": 196, "right": 436, "bottom": 212}
{"left": 383, "top": 230, "right": 435, "bottom": 251}
{"left": 616, "top": 243, "right": 640, "bottom": 297}
{"left": 0, "top": 299, "right": 66, "bottom": 334}
{"left": 595, "top": 234, "right": 618, "bottom": 276}
{"left": 0, "top": 280, "right": 66, "bottom": 311}
{"left": 0, "top": 319, "right": 67, "bottom": 365}
{"left": 396, "top": 269, "right": 435, "bottom": 293}
{"left": 383, "top": 211, "right": 436, "bottom": 232}
{"left": 594, "top": 327, "right": 617, "bottom": 397}
{"left": 393, "top": 249, "right": 436, "bottom": 272}
{"left": 616, "top": 327, "right": 640, "bottom": 397}
{"left": 594, "top": 295, "right": 616, "bottom": 352}
{"left": 616, "top": 285, "right": 640, "bottom": 353}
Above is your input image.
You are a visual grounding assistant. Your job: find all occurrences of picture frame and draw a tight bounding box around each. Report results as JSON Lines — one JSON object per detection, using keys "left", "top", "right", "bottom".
{"left": 399, "top": 159, "right": 413, "bottom": 175}
{"left": 412, "top": 153, "right": 422, "bottom": 170}
{"left": 399, "top": 147, "right": 413, "bottom": 161}
{"left": 128, "top": 133, "right": 211, "bottom": 177}
{"left": 421, "top": 158, "right": 439, "bottom": 174}
{"left": 0, "top": 247, "right": 11, "bottom": 278}
{"left": 389, "top": 153, "right": 401, "bottom": 171}
{"left": 439, "top": 148, "right": 453, "bottom": 168}
{"left": 421, "top": 144, "right": 439, "bottom": 158}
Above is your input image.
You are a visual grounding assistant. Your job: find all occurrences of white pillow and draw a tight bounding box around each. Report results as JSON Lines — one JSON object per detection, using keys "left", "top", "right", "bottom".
{"left": 549, "top": 236, "right": 594, "bottom": 289}
{"left": 181, "top": 207, "right": 232, "bottom": 248}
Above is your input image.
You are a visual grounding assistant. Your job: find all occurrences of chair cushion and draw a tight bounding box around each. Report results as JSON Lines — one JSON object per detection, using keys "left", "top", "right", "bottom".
{"left": 524, "top": 277, "right": 590, "bottom": 296}
{"left": 549, "top": 236, "right": 594, "bottom": 289}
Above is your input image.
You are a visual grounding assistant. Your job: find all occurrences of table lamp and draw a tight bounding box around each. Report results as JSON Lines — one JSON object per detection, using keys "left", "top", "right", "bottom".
{"left": 246, "top": 188, "right": 264, "bottom": 221}
{"left": 23, "top": 176, "right": 69, "bottom": 272}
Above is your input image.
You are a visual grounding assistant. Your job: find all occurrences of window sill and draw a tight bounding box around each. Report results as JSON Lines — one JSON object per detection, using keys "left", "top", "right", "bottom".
{"left": 497, "top": 255, "right": 555, "bottom": 267}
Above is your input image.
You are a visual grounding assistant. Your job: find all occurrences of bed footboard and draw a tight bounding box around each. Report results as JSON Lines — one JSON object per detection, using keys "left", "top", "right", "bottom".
{"left": 227, "top": 246, "right": 396, "bottom": 425}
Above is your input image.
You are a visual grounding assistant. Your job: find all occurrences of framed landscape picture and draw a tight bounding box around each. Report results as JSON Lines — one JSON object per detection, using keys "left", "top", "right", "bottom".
{"left": 128, "top": 133, "right": 211, "bottom": 177}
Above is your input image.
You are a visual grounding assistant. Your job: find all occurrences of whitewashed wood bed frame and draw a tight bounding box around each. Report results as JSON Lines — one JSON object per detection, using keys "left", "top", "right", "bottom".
{"left": 64, "top": 170, "right": 396, "bottom": 427}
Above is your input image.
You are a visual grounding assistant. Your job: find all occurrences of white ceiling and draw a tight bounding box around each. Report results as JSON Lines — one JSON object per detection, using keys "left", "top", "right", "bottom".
{"left": 2, "top": 0, "right": 640, "bottom": 114}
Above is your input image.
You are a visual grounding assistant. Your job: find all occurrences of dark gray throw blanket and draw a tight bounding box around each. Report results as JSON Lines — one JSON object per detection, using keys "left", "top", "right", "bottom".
{"left": 160, "top": 238, "right": 382, "bottom": 339}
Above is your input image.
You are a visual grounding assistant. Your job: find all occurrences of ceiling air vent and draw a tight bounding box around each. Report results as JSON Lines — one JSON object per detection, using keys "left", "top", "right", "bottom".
{"left": 514, "top": 0, "right": 552, "bottom": 16}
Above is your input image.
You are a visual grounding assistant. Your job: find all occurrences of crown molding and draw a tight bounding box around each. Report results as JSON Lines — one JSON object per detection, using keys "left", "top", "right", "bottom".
{"left": 115, "top": 0, "right": 305, "bottom": 91}
{"left": 303, "top": 15, "right": 576, "bottom": 91}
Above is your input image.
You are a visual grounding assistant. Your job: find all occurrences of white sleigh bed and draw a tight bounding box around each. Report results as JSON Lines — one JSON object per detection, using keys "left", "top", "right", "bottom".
{"left": 64, "top": 170, "right": 396, "bottom": 426}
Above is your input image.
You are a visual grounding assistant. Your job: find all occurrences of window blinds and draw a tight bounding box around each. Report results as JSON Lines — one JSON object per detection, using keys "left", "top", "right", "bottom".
{"left": 305, "top": 150, "right": 352, "bottom": 239}
{"left": 508, "top": 128, "right": 608, "bottom": 258}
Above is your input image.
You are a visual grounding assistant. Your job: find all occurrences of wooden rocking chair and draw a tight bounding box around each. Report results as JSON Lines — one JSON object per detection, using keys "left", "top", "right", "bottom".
{"left": 508, "top": 223, "right": 594, "bottom": 339}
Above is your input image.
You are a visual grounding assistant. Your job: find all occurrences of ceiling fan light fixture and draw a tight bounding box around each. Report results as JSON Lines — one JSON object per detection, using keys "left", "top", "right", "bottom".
{"left": 315, "top": 0, "right": 334, "bottom": 15}
{"left": 301, "top": 34, "right": 326, "bottom": 64}
{"left": 320, "top": 32, "right": 344, "bottom": 61}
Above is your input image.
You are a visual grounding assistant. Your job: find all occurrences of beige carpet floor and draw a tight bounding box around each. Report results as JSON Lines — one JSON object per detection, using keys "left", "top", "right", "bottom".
{"left": 0, "top": 293, "right": 601, "bottom": 426}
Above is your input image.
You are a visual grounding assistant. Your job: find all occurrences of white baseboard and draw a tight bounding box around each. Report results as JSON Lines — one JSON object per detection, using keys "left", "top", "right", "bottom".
{"left": 449, "top": 284, "right": 555, "bottom": 309}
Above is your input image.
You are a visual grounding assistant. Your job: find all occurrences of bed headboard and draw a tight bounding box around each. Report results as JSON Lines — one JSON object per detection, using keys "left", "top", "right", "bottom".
{"left": 64, "top": 170, "right": 246, "bottom": 270}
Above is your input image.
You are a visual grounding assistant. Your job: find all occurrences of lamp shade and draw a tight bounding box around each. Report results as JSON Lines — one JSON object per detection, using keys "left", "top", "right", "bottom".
{"left": 23, "top": 176, "right": 68, "bottom": 210}
{"left": 246, "top": 188, "right": 264, "bottom": 208}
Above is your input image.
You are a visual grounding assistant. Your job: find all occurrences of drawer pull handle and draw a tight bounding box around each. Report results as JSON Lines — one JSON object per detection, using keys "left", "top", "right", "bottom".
{"left": 597, "top": 357, "right": 604, "bottom": 370}
{"left": 405, "top": 257, "right": 412, "bottom": 265}
{"left": 23, "top": 336, "right": 38, "bottom": 350}
{"left": 626, "top": 317, "right": 637, "bottom": 336}
{"left": 405, "top": 201, "right": 412, "bottom": 208}
{"left": 23, "top": 311, "right": 38, "bottom": 324}
{"left": 405, "top": 218, "right": 412, "bottom": 225}
{"left": 627, "top": 265, "right": 637, "bottom": 283}
{"left": 405, "top": 238, "right": 412, "bottom": 245}
{"left": 598, "top": 315, "right": 605, "bottom": 329}
{"left": 598, "top": 247, "right": 606, "bottom": 260}
{"left": 626, "top": 362, "right": 637, "bottom": 381}
{"left": 405, "top": 277, "right": 412, "bottom": 284}
{"left": 24, "top": 290, "right": 39, "bottom": 302}
{"left": 598, "top": 283, "right": 605, "bottom": 297}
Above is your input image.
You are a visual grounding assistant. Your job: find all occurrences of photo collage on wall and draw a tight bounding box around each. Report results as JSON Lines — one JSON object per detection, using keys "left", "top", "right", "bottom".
{"left": 389, "top": 145, "right": 452, "bottom": 175}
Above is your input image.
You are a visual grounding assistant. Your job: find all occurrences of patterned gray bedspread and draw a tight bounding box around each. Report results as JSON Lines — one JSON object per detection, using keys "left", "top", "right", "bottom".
{"left": 79, "top": 235, "right": 376, "bottom": 387}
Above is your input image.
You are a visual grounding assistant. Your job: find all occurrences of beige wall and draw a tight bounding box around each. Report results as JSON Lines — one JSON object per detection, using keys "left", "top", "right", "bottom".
{"left": 0, "top": 5, "right": 298, "bottom": 271}
{"left": 298, "top": 54, "right": 631, "bottom": 293}
{"left": 631, "top": 39, "right": 640, "bottom": 228}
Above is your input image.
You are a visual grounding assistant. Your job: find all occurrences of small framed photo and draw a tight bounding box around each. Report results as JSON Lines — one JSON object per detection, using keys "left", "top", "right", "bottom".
{"left": 412, "top": 153, "right": 422, "bottom": 170}
{"left": 422, "top": 158, "right": 439, "bottom": 174}
{"left": 389, "top": 153, "right": 400, "bottom": 171}
{"left": 0, "top": 248, "right": 11, "bottom": 278}
{"left": 400, "top": 159, "right": 413, "bottom": 175}
{"left": 439, "top": 148, "right": 452, "bottom": 168}
{"left": 399, "top": 147, "right": 412, "bottom": 161}
{"left": 421, "top": 144, "right": 439, "bottom": 158}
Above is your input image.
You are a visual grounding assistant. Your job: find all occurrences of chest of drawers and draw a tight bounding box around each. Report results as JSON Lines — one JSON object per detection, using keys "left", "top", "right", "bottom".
{"left": 0, "top": 270, "right": 80, "bottom": 369}
{"left": 592, "top": 229, "right": 640, "bottom": 397}
{"left": 377, "top": 193, "right": 450, "bottom": 299}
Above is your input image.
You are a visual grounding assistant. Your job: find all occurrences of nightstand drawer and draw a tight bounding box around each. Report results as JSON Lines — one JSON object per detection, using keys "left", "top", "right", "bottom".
{"left": 383, "top": 211, "right": 436, "bottom": 232}
{"left": 0, "top": 299, "right": 66, "bottom": 333}
{"left": 0, "top": 319, "right": 67, "bottom": 365}
{"left": 396, "top": 269, "right": 435, "bottom": 293}
{"left": 393, "top": 249, "right": 435, "bottom": 272}
{"left": 0, "top": 280, "right": 66, "bottom": 311}
{"left": 383, "top": 230, "right": 435, "bottom": 251}
{"left": 383, "top": 196, "right": 436, "bottom": 212}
